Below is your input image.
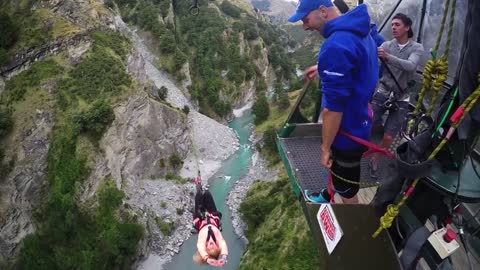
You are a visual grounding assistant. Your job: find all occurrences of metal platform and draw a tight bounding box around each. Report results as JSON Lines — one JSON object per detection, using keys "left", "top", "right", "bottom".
{"left": 279, "top": 135, "right": 400, "bottom": 196}
{"left": 305, "top": 203, "right": 402, "bottom": 270}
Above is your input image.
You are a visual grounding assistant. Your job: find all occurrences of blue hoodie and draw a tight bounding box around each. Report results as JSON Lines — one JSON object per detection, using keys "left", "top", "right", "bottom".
{"left": 318, "top": 4, "right": 379, "bottom": 150}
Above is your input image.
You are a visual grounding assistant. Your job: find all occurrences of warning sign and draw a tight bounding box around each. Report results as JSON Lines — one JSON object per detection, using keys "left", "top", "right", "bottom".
{"left": 317, "top": 204, "right": 343, "bottom": 254}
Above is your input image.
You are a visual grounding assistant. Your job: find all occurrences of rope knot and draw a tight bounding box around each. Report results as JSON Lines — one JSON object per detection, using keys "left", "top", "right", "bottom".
{"left": 380, "top": 205, "right": 399, "bottom": 227}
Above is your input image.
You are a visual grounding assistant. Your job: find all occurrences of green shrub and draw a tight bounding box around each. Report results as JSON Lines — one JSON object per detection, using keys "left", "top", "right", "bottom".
{"left": 0, "top": 47, "right": 9, "bottom": 66}
{"left": 155, "top": 217, "right": 175, "bottom": 236}
{"left": 173, "top": 49, "right": 187, "bottom": 71}
{"left": 176, "top": 208, "right": 184, "bottom": 215}
{"left": 277, "top": 90, "right": 290, "bottom": 110}
{"left": 165, "top": 172, "right": 188, "bottom": 184}
{"left": 158, "top": 158, "right": 166, "bottom": 168}
{"left": 4, "top": 59, "right": 62, "bottom": 103}
{"left": 134, "top": 2, "right": 160, "bottom": 31}
{"left": 182, "top": 105, "right": 190, "bottom": 115}
{"left": 220, "top": 1, "right": 242, "bottom": 18}
{"left": 169, "top": 153, "right": 183, "bottom": 169}
{"left": 73, "top": 99, "right": 115, "bottom": 139}
{"left": 252, "top": 95, "right": 269, "bottom": 125}
{"left": 0, "top": 13, "right": 18, "bottom": 49}
{"left": 65, "top": 49, "right": 131, "bottom": 101}
{"left": 263, "top": 126, "right": 277, "bottom": 153}
{"left": 92, "top": 31, "right": 129, "bottom": 60}
{"left": 157, "top": 0, "right": 171, "bottom": 18}
{"left": 159, "top": 31, "right": 176, "bottom": 54}
{"left": 0, "top": 106, "right": 13, "bottom": 138}
{"left": 158, "top": 86, "right": 168, "bottom": 100}
{"left": 238, "top": 177, "right": 321, "bottom": 270}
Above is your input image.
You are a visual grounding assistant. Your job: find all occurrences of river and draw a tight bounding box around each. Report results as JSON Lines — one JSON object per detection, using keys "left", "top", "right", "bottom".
{"left": 165, "top": 110, "right": 254, "bottom": 270}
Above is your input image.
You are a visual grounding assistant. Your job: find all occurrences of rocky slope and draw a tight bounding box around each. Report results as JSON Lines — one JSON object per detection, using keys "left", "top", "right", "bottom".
{"left": 227, "top": 150, "right": 278, "bottom": 244}
{"left": 0, "top": 0, "right": 239, "bottom": 267}
{"left": 242, "top": 0, "right": 297, "bottom": 23}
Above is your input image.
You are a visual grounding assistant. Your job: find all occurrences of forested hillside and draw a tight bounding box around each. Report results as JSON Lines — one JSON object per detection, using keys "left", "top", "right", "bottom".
{"left": 0, "top": 1, "right": 144, "bottom": 269}
{"left": 114, "top": 0, "right": 295, "bottom": 119}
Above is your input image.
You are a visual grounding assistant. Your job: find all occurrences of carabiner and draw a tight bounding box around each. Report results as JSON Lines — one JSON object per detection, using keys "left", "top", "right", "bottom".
{"left": 383, "top": 100, "right": 393, "bottom": 109}
{"left": 189, "top": 5, "right": 199, "bottom": 15}
{"left": 189, "top": 0, "right": 199, "bottom": 16}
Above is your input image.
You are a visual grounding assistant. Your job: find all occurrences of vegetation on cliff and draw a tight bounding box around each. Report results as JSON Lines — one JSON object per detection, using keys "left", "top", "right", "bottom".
{"left": 0, "top": 2, "right": 143, "bottom": 268}
{"left": 239, "top": 176, "right": 321, "bottom": 270}
{"left": 114, "top": 0, "right": 295, "bottom": 119}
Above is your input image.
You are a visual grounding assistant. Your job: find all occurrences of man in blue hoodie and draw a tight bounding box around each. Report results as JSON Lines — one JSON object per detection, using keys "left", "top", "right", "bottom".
{"left": 289, "top": 0, "right": 379, "bottom": 203}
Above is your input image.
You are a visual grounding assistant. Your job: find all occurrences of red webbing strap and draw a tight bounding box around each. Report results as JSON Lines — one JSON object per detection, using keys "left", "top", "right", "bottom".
{"left": 327, "top": 171, "right": 336, "bottom": 203}
{"left": 338, "top": 130, "right": 394, "bottom": 159}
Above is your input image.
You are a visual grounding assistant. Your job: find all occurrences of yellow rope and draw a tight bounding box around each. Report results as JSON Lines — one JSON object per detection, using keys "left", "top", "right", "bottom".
{"left": 329, "top": 169, "right": 380, "bottom": 188}
{"left": 427, "top": 57, "right": 449, "bottom": 115}
{"left": 426, "top": 0, "right": 456, "bottom": 115}
{"left": 373, "top": 73, "right": 480, "bottom": 238}
{"left": 411, "top": 0, "right": 456, "bottom": 125}
{"left": 434, "top": 0, "right": 452, "bottom": 54}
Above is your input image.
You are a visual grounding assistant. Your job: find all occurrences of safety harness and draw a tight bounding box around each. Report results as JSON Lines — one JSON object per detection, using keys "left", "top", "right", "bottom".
{"left": 373, "top": 73, "right": 480, "bottom": 238}
{"left": 193, "top": 212, "right": 221, "bottom": 232}
{"left": 372, "top": 0, "right": 461, "bottom": 238}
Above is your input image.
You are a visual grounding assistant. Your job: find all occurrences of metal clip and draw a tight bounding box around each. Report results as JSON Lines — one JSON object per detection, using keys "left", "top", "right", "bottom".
{"left": 189, "top": 0, "right": 200, "bottom": 16}
{"left": 383, "top": 100, "right": 393, "bottom": 109}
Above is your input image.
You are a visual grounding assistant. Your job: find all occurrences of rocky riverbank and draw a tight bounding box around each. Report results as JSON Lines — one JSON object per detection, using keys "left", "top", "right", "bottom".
{"left": 227, "top": 144, "right": 278, "bottom": 244}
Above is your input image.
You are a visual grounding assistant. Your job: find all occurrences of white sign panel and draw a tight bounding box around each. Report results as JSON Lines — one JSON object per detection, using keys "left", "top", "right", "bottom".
{"left": 317, "top": 204, "right": 343, "bottom": 254}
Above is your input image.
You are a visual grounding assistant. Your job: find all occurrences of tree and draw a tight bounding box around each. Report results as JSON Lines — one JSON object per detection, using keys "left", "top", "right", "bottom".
{"left": 0, "top": 13, "right": 18, "bottom": 49}
{"left": 0, "top": 48, "right": 9, "bottom": 66}
{"left": 0, "top": 106, "right": 13, "bottom": 137}
{"left": 263, "top": 126, "right": 277, "bottom": 153}
{"left": 182, "top": 105, "right": 190, "bottom": 115}
{"left": 169, "top": 153, "right": 183, "bottom": 169}
{"left": 277, "top": 91, "right": 290, "bottom": 110}
{"left": 243, "top": 22, "right": 259, "bottom": 40}
{"left": 256, "top": 79, "right": 267, "bottom": 93}
{"left": 252, "top": 95, "right": 269, "bottom": 125}
{"left": 174, "top": 49, "right": 187, "bottom": 71}
{"left": 220, "top": 1, "right": 242, "bottom": 18}
{"left": 74, "top": 99, "right": 115, "bottom": 139}
{"left": 158, "top": 86, "right": 168, "bottom": 100}
{"left": 159, "top": 32, "right": 176, "bottom": 54}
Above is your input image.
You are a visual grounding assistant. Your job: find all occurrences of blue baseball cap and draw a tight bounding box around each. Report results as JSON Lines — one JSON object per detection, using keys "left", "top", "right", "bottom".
{"left": 288, "top": 0, "right": 334, "bottom": 23}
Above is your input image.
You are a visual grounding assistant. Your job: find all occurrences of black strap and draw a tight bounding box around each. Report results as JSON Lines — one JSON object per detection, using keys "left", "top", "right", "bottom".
{"left": 399, "top": 226, "right": 431, "bottom": 270}
{"left": 206, "top": 225, "right": 217, "bottom": 243}
{"left": 381, "top": 59, "right": 406, "bottom": 100}
{"left": 334, "top": 0, "right": 350, "bottom": 14}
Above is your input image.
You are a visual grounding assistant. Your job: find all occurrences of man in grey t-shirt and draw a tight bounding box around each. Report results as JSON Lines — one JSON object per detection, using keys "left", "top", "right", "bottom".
{"left": 371, "top": 13, "right": 424, "bottom": 174}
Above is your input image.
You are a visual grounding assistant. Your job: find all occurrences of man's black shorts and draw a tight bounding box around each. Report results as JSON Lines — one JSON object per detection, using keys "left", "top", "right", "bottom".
{"left": 330, "top": 146, "right": 367, "bottom": 199}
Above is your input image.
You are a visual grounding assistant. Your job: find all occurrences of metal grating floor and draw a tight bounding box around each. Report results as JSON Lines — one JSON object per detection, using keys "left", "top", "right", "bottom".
{"left": 280, "top": 135, "right": 402, "bottom": 195}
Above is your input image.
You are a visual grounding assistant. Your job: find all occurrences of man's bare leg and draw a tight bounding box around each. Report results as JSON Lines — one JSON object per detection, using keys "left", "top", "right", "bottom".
{"left": 340, "top": 194, "right": 359, "bottom": 204}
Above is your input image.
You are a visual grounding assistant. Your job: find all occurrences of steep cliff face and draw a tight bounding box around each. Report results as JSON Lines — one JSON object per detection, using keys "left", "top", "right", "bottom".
{"left": 0, "top": 1, "right": 118, "bottom": 262}
{"left": 0, "top": 0, "right": 238, "bottom": 267}
{"left": 0, "top": 97, "right": 53, "bottom": 259}
{"left": 81, "top": 93, "right": 190, "bottom": 199}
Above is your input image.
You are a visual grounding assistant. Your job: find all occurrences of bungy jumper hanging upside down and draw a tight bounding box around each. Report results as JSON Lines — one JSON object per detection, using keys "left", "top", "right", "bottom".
{"left": 191, "top": 177, "right": 228, "bottom": 267}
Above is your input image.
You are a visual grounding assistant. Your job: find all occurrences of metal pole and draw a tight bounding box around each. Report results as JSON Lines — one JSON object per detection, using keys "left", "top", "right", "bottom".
{"left": 417, "top": 0, "right": 428, "bottom": 43}
{"left": 379, "top": 0, "right": 404, "bottom": 32}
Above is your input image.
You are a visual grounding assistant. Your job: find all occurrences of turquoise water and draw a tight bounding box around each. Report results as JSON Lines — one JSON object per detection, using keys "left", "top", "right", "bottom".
{"left": 165, "top": 111, "right": 254, "bottom": 270}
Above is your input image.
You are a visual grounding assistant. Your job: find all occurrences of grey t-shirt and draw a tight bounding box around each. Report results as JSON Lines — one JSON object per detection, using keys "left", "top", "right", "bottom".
{"left": 378, "top": 39, "right": 424, "bottom": 102}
